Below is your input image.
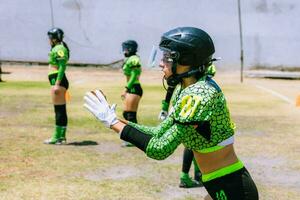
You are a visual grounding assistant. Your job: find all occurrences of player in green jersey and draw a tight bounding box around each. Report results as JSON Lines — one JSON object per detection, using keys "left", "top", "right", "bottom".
{"left": 44, "top": 27, "right": 70, "bottom": 145}
{"left": 84, "top": 27, "right": 258, "bottom": 200}
{"left": 158, "top": 65, "right": 216, "bottom": 188}
{"left": 121, "top": 40, "right": 143, "bottom": 147}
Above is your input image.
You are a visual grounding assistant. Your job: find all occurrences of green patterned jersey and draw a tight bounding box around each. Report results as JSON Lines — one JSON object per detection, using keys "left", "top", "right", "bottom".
{"left": 161, "top": 64, "right": 217, "bottom": 111}
{"left": 122, "top": 55, "right": 142, "bottom": 89}
{"left": 129, "top": 76, "right": 235, "bottom": 160}
{"left": 48, "top": 44, "right": 69, "bottom": 81}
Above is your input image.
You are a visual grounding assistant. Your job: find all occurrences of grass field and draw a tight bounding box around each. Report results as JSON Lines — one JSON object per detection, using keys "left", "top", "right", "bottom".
{"left": 1, "top": 65, "right": 300, "bottom": 200}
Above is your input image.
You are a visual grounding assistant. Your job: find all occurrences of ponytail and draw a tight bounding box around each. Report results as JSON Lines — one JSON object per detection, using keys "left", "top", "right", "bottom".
{"left": 62, "top": 41, "right": 70, "bottom": 58}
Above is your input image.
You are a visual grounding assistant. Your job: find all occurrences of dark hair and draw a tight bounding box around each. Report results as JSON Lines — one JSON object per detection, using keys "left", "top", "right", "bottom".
{"left": 62, "top": 41, "right": 70, "bottom": 58}
{"left": 194, "top": 63, "right": 211, "bottom": 80}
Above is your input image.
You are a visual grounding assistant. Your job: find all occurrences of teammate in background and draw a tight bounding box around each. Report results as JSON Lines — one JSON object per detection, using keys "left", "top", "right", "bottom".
{"left": 158, "top": 65, "right": 216, "bottom": 188}
{"left": 121, "top": 40, "right": 143, "bottom": 147}
{"left": 84, "top": 27, "right": 258, "bottom": 200}
{"left": 44, "top": 28, "right": 70, "bottom": 145}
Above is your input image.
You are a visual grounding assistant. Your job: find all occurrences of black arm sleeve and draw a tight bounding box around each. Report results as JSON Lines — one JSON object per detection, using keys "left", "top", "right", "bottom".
{"left": 120, "top": 125, "right": 153, "bottom": 152}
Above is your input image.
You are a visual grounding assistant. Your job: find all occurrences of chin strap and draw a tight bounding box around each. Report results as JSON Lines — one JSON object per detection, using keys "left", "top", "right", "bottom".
{"left": 164, "top": 57, "right": 220, "bottom": 88}
{"left": 166, "top": 66, "right": 204, "bottom": 87}
{"left": 165, "top": 57, "right": 220, "bottom": 87}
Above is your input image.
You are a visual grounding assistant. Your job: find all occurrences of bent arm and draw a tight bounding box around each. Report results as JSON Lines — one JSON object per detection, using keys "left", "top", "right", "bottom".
{"left": 56, "top": 60, "right": 67, "bottom": 83}
{"left": 128, "top": 116, "right": 174, "bottom": 137}
{"left": 118, "top": 122, "right": 183, "bottom": 160}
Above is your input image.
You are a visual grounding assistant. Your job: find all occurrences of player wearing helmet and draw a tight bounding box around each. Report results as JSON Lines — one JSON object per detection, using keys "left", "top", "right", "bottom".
{"left": 158, "top": 64, "right": 217, "bottom": 188}
{"left": 84, "top": 27, "right": 258, "bottom": 200}
{"left": 44, "top": 27, "right": 70, "bottom": 145}
{"left": 120, "top": 40, "right": 143, "bottom": 147}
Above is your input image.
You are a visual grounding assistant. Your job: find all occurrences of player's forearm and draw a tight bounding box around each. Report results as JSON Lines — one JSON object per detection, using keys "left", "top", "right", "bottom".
{"left": 120, "top": 124, "right": 153, "bottom": 152}
{"left": 126, "top": 70, "right": 138, "bottom": 89}
{"left": 56, "top": 62, "right": 66, "bottom": 83}
{"left": 111, "top": 121, "right": 127, "bottom": 133}
{"left": 127, "top": 122, "right": 158, "bottom": 136}
{"left": 128, "top": 116, "right": 174, "bottom": 137}
{"left": 120, "top": 122, "right": 181, "bottom": 160}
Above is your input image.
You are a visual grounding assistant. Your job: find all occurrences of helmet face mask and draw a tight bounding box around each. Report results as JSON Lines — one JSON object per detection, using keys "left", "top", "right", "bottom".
{"left": 160, "top": 49, "right": 180, "bottom": 65}
{"left": 159, "top": 27, "right": 215, "bottom": 67}
{"left": 157, "top": 48, "right": 181, "bottom": 87}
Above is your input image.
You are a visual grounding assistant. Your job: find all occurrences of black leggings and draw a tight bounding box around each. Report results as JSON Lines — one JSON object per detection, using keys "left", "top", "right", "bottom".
{"left": 182, "top": 147, "right": 194, "bottom": 174}
{"left": 203, "top": 167, "right": 259, "bottom": 200}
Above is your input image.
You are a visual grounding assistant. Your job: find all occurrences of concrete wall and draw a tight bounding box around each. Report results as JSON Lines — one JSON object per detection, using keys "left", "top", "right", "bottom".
{"left": 0, "top": 0, "right": 299, "bottom": 69}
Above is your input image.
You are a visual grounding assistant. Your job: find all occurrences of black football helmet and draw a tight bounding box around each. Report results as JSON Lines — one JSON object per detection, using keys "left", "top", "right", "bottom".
{"left": 48, "top": 27, "right": 64, "bottom": 42}
{"left": 159, "top": 27, "right": 215, "bottom": 86}
{"left": 122, "top": 40, "right": 138, "bottom": 57}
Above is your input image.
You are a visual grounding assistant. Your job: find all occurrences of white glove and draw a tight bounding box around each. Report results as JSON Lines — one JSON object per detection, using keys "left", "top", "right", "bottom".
{"left": 84, "top": 90, "right": 119, "bottom": 128}
{"left": 158, "top": 110, "right": 168, "bottom": 121}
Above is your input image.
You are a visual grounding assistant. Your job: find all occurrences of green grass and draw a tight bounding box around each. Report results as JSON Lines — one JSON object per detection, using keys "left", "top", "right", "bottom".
{"left": 1, "top": 69, "right": 300, "bottom": 200}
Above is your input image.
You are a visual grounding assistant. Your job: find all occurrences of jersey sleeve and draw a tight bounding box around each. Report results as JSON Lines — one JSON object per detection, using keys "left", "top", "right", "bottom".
{"left": 128, "top": 116, "right": 174, "bottom": 138}
{"left": 173, "top": 89, "right": 215, "bottom": 124}
{"left": 55, "top": 47, "right": 68, "bottom": 81}
{"left": 124, "top": 117, "right": 185, "bottom": 160}
{"left": 145, "top": 122, "right": 185, "bottom": 160}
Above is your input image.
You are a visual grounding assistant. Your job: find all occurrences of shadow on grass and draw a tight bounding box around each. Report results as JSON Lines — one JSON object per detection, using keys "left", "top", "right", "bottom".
{"left": 67, "top": 140, "right": 98, "bottom": 146}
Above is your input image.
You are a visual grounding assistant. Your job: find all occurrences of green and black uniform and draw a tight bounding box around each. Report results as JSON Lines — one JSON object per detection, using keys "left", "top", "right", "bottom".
{"left": 46, "top": 43, "right": 69, "bottom": 144}
{"left": 122, "top": 55, "right": 143, "bottom": 96}
{"left": 48, "top": 44, "right": 69, "bottom": 89}
{"left": 161, "top": 64, "right": 217, "bottom": 113}
{"left": 121, "top": 75, "right": 258, "bottom": 199}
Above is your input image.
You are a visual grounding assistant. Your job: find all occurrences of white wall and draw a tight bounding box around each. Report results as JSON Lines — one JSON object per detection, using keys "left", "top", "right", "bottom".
{"left": 0, "top": 0, "right": 299, "bottom": 69}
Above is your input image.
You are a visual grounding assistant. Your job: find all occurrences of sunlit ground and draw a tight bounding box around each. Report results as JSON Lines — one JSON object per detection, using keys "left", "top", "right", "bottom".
{"left": 0, "top": 65, "right": 300, "bottom": 200}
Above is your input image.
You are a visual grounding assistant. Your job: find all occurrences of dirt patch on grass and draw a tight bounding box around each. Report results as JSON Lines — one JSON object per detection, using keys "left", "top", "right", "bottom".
{"left": 160, "top": 185, "right": 207, "bottom": 200}
{"left": 245, "top": 156, "right": 300, "bottom": 191}
{"left": 83, "top": 165, "right": 142, "bottom": 181}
